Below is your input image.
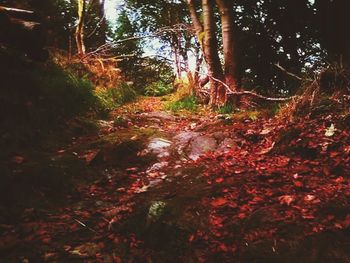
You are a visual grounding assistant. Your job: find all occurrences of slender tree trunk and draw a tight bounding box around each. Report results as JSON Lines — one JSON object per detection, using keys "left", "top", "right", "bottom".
{"left": 187, "top": 0, "right": 204, "bottom": 39}
{"left": 202, "top": 0, "right": 224, "bottom": 106}
{"left": 216, "top": 0, "right": 238, "bottom": 104}
{"left": 171, "top": 34, "right": 182, "bottom": 79}
{"left": 98, "top": 0, "right": 107, "bottom": 44}
{"left": 76, "top": 0, "right": 86, "bottom": 56}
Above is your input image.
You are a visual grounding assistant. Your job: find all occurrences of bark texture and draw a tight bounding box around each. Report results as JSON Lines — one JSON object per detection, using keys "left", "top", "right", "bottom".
{"left": 216, "top": 0, "right": 238, "bottom": 104}
{"left": 76, "top": 0, "right": 86, "bottom": 56}
{"left": 202, "top": 0, "right": 224, "bottom": 106}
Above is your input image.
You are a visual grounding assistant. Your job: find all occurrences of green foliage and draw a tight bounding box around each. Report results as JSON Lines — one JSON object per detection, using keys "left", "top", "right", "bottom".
{"left": 165, "top": 96, "right": 198, "bottom": 112}
{"left": 1, "top": 60, "right": 97, "bottom": 128}
{"left": 218, "top": 104, "right": 235, "bottom": 114}
{"left": 248, "top": 111, "right": 259, "bottom": 121}
{"left": 32, "top": 65, "right": 97, "bottom": 116}
{"left": 117, "top": 82, "right": 137, "bottom": 104}
{"left": 145, "top": 81, "right": 173, "bottom": 96}
{"left": 94, "top": 82, "right": 136, "bottom": 111}
{"left": 111, "top": 9, "right": 175, "bottom": 94}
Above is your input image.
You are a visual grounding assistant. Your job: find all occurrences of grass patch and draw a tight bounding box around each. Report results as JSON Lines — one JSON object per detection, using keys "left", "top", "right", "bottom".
{"left": 145, "top": 81, "right": 173, "bottom": 96}
{"left": 164, "top": 95, "right": 198, "bottom": 112}
{"left": 218, "top": 104, "right": 235, "bottom": 114}
{"left": 95, "top": 82, "right": 136, "bottom": 112}
{"left": 231, "top": 110, "right": 261, "bottom": 121}
{"left": 1, "top": 59, "right": 98, "bottom": 133}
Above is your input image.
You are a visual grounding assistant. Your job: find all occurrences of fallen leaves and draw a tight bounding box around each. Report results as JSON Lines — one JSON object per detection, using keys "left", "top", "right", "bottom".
{"left": 11, "top": 155, "right": 25, "bottom": 164}
{"left": 210, "top": 198, "right": 228, "bottom": 207}
{"left": 70, "top": 242, "right": 100, "bottom": 258}
{"left": 278, "top": 195, "right": 294, "bottom": 206}
{"left": 2, "top": 96, "right": 350, "bottom": 262}
{"left": 325, "top": 124, "right": 336, "bottom": 137}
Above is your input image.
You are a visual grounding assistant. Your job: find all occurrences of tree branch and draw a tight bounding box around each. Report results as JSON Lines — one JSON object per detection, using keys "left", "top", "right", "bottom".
{"left": 198, "top": 71, "right": 297, "bottom": 102}
{"left": 274, "top": 62, "right": 309, "bottom": 81}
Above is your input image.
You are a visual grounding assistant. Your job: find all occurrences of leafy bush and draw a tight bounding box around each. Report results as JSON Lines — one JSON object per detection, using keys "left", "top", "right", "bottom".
{"left": 218, "top": 104, "right": 235, "bottom": 114}
{"left": 33, "top": 66, "right": 97, "bottom": 116}
{"left": 165, "top": 96, "right": 198, "bottom": 112}
{"left": 1, "top": 59, "right": 97, "bottom": 129}
{"left": 117, "top": 82, "right": 137, "bottom": 104}
{"left": 145, "top": 81, "right": 173, "bottom": 96}
{"left": 94, "top": 82, "right": 136, "bottom": 111}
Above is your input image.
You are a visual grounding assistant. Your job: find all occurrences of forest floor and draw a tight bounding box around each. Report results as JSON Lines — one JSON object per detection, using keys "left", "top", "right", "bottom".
{"left": 0, "top": 96, "right": 350, "bottom": 263}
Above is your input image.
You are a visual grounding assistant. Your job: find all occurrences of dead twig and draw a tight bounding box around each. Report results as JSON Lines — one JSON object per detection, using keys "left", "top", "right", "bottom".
{"left": 274, "top": 62, "right": 312, "bottom": 82}
{"left": 199, "top": 71, "right": 297, "bottom": 102}
{"left": 74, "top": 218, "right": 97, "bottom": 233}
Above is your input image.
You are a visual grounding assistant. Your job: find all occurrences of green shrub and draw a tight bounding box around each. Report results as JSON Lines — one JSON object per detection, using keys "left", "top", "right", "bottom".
{"left": 33, "top": 66, "right": 97, "bottom": 116}
{"left": 94, "top": 82, "right": 136, "bottom": 111}
{"left": 165, "top": 95, "right": 198, "bottom": 112}
{"left": 94, "top": 87, "right": 120, "bottom": 111}
{"left": 145, "top": 81, "right": 173, "bottom": 96}
{"left": 117, "top": 82, "right": 137, "bottom": 104}
{"left": 1, "top": 60, "right": 97, "bottom": 128}
{"left": 218, "top": 104, "right": 235, "bottom": 114}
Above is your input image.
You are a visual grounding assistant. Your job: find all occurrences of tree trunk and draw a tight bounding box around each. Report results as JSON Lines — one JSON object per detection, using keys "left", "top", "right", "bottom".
{"left": 94, "top": 0, "right": 106, "bottom": 44}
{"left": 171, "top": 33, "right": 182, "bottom": 79}
{"left": 216, "top": 0, "right": 238, "bottom": 105}
{"left": 202, "top": 0, "right": 224, "bottom": 106}
{"left": 187, "top": 0, "right": 204, "bottom": 39}
{"left": 76, "top": 0, "right": 86, "bottom": 56}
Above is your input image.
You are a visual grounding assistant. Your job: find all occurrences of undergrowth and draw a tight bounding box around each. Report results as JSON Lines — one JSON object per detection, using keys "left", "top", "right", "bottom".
{"left": 218, "top": 104, "right": 235, "bottom": 114}
{"left": 0, "top": 49, "right": 135, "bottom": 153}
{"left": 165, "top": 95, "right": 198, "bottom": 112}
{"left": 95, "top": 82, "right": 136, "bottom": 112}
{"left": 277, "top": 65, "right": 350, "bottom": 122}
{"left": 144, "top": 80, "right": 173, "bottom": 96}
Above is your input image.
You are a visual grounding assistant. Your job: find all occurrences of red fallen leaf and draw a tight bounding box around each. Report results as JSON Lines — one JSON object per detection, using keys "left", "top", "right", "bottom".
{"left": 251, "top": 196, "right": 264, "bottom": 203}
{"left": 279, "top": 195, "right": 294, "bottom": 206}
{"left": 70, "top": 224, "right": 78, "bottom": 231}
{"left": 342, "top": 214, "right": 350, "bottom": 228}
{"left": 211, "top": 198, "right": 227, "bottom": 207}
{"left": 188, "top": 234, "right": 195, "bottom": 242}
{"left": 12, "top": 155, "right": 25, "bottom": 164}
{"left": 114, "top": 256, "right": 122, "bottom": 263}
{"left": 304, "top": 195, "right": 316, "bottom": 202}
{"left": 210, "top": 216, "right": 224, "bottom": 227}
{"left": 335, "top": 177, "right": 344, "bottom": 183}
{"left": 302, "top": 214, "right": 315, "bottom": 220}
{"left": 330, "top": 151, "right": 339, "bottom": 158}
{"left": 215, "top": 177, "right": 224, "bottom": 183}
{"left": 238, "top": 213, "right": 246, "bottom": 219}
{"left": 218, "top": 243, "right": 228, "bottom": 252}
{"left": 113, "top": 237, "right": 120, "bottom": 245}
{"left": 64, "top": 245, "right": 72, "bottom": 251}
{"left": 294, "top": 181, "right": 303, "bottom": 187}
{"left": 41, "top": 236, "right": 51, "bottom": 244}
{"left": 322, "top": 167, "right": 331, "bottom": 176}
{"left": 327, "top": 214, "right": 335, "bottom": 221}
{"left": 36, "top": 229, "right": 48, "bottom": 236}
{"left": 228, "top": 202, "right": 238, "bottom": 208}
{"left": 43, "top": 252, "right": 58, "bottom": 261}
{"left": 214, "top": 231, "right": 222, "bottom": 237}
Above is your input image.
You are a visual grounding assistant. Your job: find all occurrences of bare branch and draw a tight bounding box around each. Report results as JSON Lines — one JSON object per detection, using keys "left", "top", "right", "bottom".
{"left": 274, "top": 62, "right": 309, "bottom": 81}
